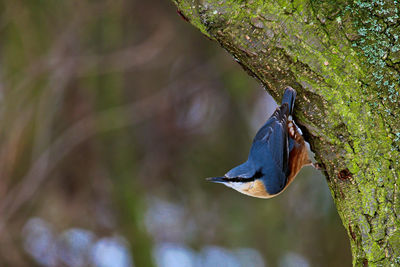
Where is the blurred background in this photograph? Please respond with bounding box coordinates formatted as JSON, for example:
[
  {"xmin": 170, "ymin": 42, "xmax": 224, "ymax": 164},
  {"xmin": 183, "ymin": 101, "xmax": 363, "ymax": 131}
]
[{"xmin": 0, "ymin": 0, "xmax": 351, "ymax": 266}]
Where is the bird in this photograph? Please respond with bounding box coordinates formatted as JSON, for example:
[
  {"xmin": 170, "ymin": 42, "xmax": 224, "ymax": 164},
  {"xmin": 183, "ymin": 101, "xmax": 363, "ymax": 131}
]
[{"xmin": 207, "ymin": 87, "xmax": 311, "ymax": 199}]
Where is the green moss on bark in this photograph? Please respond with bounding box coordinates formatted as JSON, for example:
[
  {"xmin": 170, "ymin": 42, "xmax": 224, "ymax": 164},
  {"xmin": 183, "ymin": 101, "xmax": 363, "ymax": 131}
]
[{"xmin": 172, "ymin": 0, "xmax": 400, "ymax": 265}]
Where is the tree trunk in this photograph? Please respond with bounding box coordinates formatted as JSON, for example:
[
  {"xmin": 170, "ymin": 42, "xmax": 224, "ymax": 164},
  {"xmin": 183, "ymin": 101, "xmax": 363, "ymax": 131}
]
[{"xmin": 171, "ymin": 0, "xmax": 400, "ymax": 265}]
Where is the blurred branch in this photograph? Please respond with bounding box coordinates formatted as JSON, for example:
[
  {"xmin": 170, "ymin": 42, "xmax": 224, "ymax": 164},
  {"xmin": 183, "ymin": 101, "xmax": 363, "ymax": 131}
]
[
  {"xmin": 0, "ymin": 60, "xmax": 214, "ymax": 235},
  {"xmin": 5, "ymin": 1, "xmax": 172, "ymax": 94},
  {"xmin": 0, "ymin": 4, "xmax": 174, "ymax": 229},
  {"xmin": 75, "ymin": 21, "xmax": 173, "ymax": 75}
]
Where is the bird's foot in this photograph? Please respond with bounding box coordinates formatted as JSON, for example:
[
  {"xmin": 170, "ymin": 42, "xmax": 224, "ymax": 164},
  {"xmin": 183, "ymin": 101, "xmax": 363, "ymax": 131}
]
[{"xmin": 288, "ymin": 120, "xmax": 302, "ymax": 141}]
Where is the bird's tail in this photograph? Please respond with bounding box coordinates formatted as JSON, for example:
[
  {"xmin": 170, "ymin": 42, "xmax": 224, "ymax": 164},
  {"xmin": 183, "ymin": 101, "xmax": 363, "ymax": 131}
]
[{"xmin": 281, "ymin": 87, "xmax": 296, "ymax": 115}]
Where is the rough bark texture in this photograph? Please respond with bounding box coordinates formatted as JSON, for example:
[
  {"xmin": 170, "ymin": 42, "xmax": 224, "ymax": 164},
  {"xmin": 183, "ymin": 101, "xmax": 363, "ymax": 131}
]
[{"xmin": 172, "ymin": 0, "xmax": 400, "ymax": 266}]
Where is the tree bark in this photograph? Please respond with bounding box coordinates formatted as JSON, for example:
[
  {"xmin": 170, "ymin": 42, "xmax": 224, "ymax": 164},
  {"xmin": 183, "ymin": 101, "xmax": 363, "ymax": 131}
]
[{"xmin": 171, "ymin": 0, "xmax": 400, "ymax": 266}]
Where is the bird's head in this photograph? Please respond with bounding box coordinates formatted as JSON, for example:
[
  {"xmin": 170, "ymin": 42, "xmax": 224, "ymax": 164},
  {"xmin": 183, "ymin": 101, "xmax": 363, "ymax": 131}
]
[
  {"xmin": 207, "ymin": 175, "xmax": 273, "ymax": 199},
  {"xmin": 207, "ymin": 161, "xmax": 287, "ymax": 199}
]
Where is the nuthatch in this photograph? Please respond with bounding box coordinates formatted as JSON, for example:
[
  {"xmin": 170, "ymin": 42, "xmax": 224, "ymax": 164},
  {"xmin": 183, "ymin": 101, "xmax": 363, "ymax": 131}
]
[{"xmin": 208, "ymin": 87, "xmax": 311, "ymax": 198}]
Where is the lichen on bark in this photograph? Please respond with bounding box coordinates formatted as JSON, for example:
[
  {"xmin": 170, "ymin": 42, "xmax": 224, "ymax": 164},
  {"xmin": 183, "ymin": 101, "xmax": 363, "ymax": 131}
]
[{"xmin": 172, "ymin": 0, "xmax": 400, "ymax": 265}]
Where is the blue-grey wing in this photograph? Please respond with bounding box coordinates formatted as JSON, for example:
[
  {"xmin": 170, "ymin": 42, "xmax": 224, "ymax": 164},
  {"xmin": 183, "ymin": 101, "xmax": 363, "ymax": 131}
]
[
  {"xmin": 249, "ymin": 104, "xmax": 290, "ymax": 175},
  {"xmin": 262, "ymin": 165, "xmax": 288, "ymax": 195},
  {"xmin": 225, "ymin": 161, "xmax": 255, "ymax": 178}
]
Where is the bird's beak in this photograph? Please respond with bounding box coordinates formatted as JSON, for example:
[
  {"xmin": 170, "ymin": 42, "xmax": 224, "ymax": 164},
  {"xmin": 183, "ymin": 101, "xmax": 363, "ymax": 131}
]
[{"xmin": 206, "ymin": 177, "xmax": 227, "ymax": 183}]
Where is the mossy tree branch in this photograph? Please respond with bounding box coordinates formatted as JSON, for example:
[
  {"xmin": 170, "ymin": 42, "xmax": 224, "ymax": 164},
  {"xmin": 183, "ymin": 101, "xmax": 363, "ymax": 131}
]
[{"xmin": 172, "ymin": 0, "xmax": 400, "ymax": 265}]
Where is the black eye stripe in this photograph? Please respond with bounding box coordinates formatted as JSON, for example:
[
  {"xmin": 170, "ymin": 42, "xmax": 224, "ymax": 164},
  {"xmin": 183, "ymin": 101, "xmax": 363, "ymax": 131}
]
[
  {"xmin": 221, "ymin": 177, "xmax": 255, "ymax": 182},
  {"xmin": 223, "ymin": 169, "xmax": 263, "ymax": 182}
]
